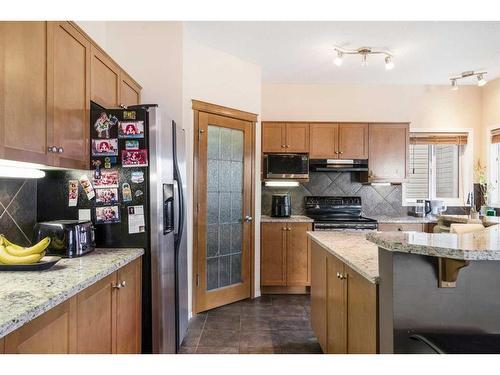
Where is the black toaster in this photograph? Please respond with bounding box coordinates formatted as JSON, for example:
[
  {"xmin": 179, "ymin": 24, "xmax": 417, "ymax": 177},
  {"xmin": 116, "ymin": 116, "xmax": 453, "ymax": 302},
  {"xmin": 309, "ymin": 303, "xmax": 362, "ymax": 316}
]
[{"xmin": 33, "ymin": 220, "xmax": 96, "ymax": 258}]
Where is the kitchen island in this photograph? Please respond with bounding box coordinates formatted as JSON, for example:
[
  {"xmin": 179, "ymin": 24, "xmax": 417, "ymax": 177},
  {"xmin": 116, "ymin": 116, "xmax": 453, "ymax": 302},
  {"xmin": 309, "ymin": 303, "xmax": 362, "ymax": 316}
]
[
  {"xmin": 0, "ymin": 248, "xmax": 143, "ymax": 353},
  {"xmin": 367, "ymin": 225, "xmax": 500, "ymax": 353},
  {"xmin": 307, "ymin": 231, "xmax": 379, "ymax": 354}
]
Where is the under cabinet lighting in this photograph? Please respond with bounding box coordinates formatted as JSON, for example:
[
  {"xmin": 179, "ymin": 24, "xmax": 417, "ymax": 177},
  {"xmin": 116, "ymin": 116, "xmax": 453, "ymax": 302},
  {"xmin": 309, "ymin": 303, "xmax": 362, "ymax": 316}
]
[
  {"xmin": 370, "ymin": 182, "xmax": 391, "ymax": 186},
  {"xmin": 0, "ymin": 159, "xmax": 46, "ymax": 179},
  {"xmin": 264, "ymin": 181, "xmax": 300, "ymax": 187},
  {"xmin": 0, "ymin": 166, "xmax": 45, "ymax": 179}
]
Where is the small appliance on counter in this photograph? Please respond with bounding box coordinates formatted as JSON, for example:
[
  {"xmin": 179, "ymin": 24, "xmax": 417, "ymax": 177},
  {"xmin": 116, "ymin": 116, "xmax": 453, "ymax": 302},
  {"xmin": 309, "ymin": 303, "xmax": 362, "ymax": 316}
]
[
  {"xmin": 33, "ymin": 220, "xmax": 95, "ymax": 258},
  {"xmin": 411, "ymin": 199, "xmax": 432, "ymax": 217},
  {"xmin": 271, "ymin": 194, "xmax": 292, "ymax": 217},
  {"xmin": 430, "ymin": 200, "xmax": 447, "ymax": 216}
]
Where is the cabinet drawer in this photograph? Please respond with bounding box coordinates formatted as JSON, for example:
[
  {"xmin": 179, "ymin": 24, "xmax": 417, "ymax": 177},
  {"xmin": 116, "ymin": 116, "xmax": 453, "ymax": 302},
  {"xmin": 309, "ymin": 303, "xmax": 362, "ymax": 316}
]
[{"xmin": 378, "ymin": 223, "xmax": 424, "ymax": 232}]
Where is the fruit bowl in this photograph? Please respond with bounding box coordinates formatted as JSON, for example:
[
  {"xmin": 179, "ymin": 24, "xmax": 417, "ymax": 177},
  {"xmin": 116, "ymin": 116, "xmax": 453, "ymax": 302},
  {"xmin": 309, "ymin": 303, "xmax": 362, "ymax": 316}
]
[{"xmin": 0, "ymin": 256, "xmax": 61, "ymax": 271}]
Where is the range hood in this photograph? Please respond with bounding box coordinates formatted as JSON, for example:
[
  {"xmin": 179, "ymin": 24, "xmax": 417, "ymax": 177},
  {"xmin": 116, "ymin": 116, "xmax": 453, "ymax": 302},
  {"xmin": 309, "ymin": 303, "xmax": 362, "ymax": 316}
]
[{"xmin": 309, "ymin": 159, "xmax": 368, "ymax": 172}]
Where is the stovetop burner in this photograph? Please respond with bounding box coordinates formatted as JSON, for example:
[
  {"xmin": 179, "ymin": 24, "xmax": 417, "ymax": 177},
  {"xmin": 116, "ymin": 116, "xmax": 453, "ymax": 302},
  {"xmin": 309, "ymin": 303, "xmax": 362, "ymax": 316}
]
[{"xmin": 304, "ymin": 196, "xmax": 378, "ymax": 231}]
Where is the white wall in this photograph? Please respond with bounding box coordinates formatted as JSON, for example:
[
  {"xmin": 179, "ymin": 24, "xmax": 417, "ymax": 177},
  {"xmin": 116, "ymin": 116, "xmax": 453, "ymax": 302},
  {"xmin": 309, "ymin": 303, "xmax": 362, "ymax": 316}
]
[
  {"xmin": 262, "ymin": 83, "xmax": 484, "ymax": 174},
  {"xmin": 183, "ymin": 32, "xmax": 262, "ymax": 313},
  {"xmin": 76, "ymin": 21, "xmax": 107, "ymax": 48}
]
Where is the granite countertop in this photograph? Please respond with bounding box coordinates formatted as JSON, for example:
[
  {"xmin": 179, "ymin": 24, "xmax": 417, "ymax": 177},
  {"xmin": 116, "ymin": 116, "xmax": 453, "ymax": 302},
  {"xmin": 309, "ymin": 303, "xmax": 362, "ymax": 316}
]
[
  {"xmin": 438, "ymin": 215, "xmax": 500, "ymax": 226},
  {"xmin": 307, "ymin": 231, "xmax": 379, "ymax": 284},
  {"xmin": 261, "ymin": 215, "xmax": 314, "ymax": 223},
  {"xmin": 370, "ymin": 215, "xmax": 438, "ymax": 224},
  {"xmin": 366, "ymin": 224, "xmax": 500, "ymax": 261},
  {"xmin": 0, "ymin": 247, "xmax": 144, "ymax": 339}
]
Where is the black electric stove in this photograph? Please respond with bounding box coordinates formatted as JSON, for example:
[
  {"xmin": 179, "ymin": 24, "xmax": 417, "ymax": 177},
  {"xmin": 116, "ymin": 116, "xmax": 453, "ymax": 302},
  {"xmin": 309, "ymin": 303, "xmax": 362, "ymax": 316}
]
[{"xmin": 304, "ymin": 196, "xmax": 378, "ymax": 231}]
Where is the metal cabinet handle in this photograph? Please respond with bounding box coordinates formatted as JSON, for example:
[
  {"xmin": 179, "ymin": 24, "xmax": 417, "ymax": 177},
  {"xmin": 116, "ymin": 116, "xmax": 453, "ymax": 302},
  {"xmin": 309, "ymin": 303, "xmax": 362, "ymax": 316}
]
[
  {"xmin": 281, "ymin": 144, "xmax": 286, "ymax": 148},
  {"xmin": 57, "ymin": 147, "xmax": 64, "ymax": 154},
  {"xmin": 112, "ymin": 281, "xmax": 126, "ymax": 289},
  {"xmin": 339, "ymin": 151, "xmax": 343, "ymax": 154},
  {"xmin": 286, "ymin": 145, "xmax": 290, "ymax": 148},
  {"xmin": 48, "ymin": 146, "xmax": 57, "ymax": 153},
  {"xmin": 245, "ymin": 215, "xmax": 253, "ymax": 222},
  {"xmin": 336, "ymin": 272, "xmax": 341, "ymax": 279},
  {"xmin": 119, "ymin": 103, "xmax": 126, "ymax": 109},
  {"xmin": 282, "ymin": 227, "xmax": 286, "ymax": 231}
]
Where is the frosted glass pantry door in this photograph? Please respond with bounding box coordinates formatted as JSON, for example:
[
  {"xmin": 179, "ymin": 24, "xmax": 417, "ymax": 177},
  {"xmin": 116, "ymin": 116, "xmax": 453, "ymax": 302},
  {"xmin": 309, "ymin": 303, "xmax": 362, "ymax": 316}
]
[{"xmin": 195, "ymin": 112, "xmax": 253, "ymax": 313}]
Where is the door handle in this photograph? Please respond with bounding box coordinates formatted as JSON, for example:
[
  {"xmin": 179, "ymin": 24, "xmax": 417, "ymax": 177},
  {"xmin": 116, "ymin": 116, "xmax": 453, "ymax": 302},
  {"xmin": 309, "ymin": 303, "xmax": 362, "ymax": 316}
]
[
  {"xmin": 163, "ymin": 184, "xmax": 174, "ymax": 235},
  {"xmin": 244, "ymin": 215, "xmax": 253, "ymax": 222}
]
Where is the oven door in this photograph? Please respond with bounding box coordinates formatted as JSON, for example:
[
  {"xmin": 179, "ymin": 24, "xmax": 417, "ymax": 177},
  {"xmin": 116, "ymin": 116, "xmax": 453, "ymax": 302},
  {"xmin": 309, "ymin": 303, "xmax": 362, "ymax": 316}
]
[{"xmin": 265, "ymin": 154, "xmax": 309, "ymax": 179}]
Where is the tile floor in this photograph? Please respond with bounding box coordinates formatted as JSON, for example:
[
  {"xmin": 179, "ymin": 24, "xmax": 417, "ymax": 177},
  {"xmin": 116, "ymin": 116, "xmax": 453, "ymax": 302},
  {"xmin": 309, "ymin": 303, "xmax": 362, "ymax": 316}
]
[{"xmin": 179, "ymin": 294, "xmax": 322, "ymax": 354}]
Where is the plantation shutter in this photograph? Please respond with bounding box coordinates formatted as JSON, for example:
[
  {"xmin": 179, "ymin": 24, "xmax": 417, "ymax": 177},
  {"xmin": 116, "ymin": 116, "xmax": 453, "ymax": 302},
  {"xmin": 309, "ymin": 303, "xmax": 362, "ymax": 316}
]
[{"xmin": 407, "ymin": 144, "xmax": 430, "ymax": 199}]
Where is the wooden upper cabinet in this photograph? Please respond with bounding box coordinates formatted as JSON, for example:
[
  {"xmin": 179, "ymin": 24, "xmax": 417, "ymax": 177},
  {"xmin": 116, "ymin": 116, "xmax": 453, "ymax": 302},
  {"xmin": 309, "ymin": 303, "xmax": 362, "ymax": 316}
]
[
  {"xmin": 260, "ymin": 223, "xmax": 287, "ymax": 286},
  {"xmin": 286, "ymin": 223, "xmax": 312, "ymax": 286},
  {"xmin": 91, "ymin": 45, "xmax": 120, "ymax": 108},
  {"xmin": 76, "ymin": 273, "xmax": 116, "ymax": 354},
  {"xmin": 262, "ymin": 122, "xmax": 285, "ymax": 152},
  {"xmin": 309, "ymin": 123, "xmax": 338, "ymax": 159},
  {"xmin": 338, "ymin": 123, "xmax": 368, "ymax": 159},
  {"xmin": 4, "ymin": 299, "xmax": 76, "ymax": 354},
  {"xmin": 285, "ymin": 123, "xmax": 309, "ymax": 152},
  {"xmin": 368, "ymin": 123, "xmax": 409, "ymax": 183},
  {"xmin": 48, "ymin": 22, "xmax": 90, "ymax": 170},
  {"xmin": 120, "ymin": 71, "xmax": 141, "ymax": 107},
  {"xmin": 0, "ymin": 22, "xmax": 50, "ymax": 165},
  {"xmin": 115, "ymin": 258, "xmax": 142, "ymax": 354}
]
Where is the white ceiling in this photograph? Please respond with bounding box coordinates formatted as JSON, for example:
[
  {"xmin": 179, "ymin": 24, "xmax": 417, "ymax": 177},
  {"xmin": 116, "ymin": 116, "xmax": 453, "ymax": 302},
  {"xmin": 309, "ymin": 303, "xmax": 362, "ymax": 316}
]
[{"xmin": 184, "ymin": 21, "xmax": 500, "ymax": 85}]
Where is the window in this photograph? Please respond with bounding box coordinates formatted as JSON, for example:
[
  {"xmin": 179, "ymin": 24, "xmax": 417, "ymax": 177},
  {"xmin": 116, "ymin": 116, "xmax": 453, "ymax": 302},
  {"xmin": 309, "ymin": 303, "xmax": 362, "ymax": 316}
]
[{"xmin": 404, "ymin": 132, "xmax": 470, "ymax": 206}]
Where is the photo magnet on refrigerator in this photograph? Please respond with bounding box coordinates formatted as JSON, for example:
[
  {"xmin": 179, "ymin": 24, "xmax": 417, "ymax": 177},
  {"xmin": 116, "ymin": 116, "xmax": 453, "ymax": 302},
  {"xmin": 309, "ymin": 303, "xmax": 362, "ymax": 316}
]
[
  {"xmin": 68, "ymin": 180, "xmax": 78, "ymax": 207},
  {"xmin": 122, "ymin": 183, "xmax": 133, "ymax": 202},
  {"xmin": 79, "ymin": 175, "xmax": 95, "ymax": 200}
]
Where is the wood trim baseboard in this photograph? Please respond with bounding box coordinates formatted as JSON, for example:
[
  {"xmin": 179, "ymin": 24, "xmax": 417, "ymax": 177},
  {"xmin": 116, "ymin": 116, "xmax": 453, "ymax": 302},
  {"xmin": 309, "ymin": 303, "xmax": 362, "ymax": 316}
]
[
  {"xmin": 192, "ymin": 100, "xmax": 258, "ymax": 123},
  {"xmin": 261, "ymin": 286, "xmax": 310, "ymax": 295}
]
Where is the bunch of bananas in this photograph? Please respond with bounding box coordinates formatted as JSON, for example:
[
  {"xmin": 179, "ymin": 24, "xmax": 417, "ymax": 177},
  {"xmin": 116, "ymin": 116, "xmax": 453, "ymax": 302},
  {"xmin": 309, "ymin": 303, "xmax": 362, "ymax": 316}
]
[{"xmin": 0, "ymin": 235, "xmax": 50, "ymax": 265}]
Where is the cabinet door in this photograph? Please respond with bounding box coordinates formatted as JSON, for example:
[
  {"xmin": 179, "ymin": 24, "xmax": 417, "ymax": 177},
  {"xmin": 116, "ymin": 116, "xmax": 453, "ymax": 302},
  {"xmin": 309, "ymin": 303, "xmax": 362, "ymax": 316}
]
[
  {"xmin": 48, "ymin": 22, "xmax": 90, "ymax": 170},
  {"xmin": 310, "ymin": 241, "xmax": 327, "ymax": 352},
  {"xmin": 369, "ymin": 123, "xmax": 409, "ymax": 182},
  {"xmin": 285, "ymin": 123, "xmax": 309, "ymax": 152},
  {"xmin": 0, "ymin": 22, "xmax": 51, "ymax": 165},
  {"xmin": 346, "ymin": 265, "xmax": 377, "ymax": 354},
  {"xmin": 309, "ymin": 123, "xmax": 338, "ymax": 159},
  {"xmin": 116, "ymin": 258, "xmax": 142, "ymax": 354},
  {"xmin": 286, "ymin": 223, "xmax": 312, "ymax": 286},
  {"xmin": 260, "ymin": 223, "xmax": 287, "ymax": 286},
  {"xmin": 5, "ymin": 298, "xmax": 76, "ymax": 354},
  {"xmin": 338, "ymin": 123, "xmax": 368, "ymax": 159},
  {"xmin": 0, "ymin": 337, "xmax": 4, "ymax": 354},
  {"xmin": 262, "ymin": 122, "xmax": 285, "ymax": 152},
  {"xmin": 120, "ymin": 71, "xmax": 141, "ymax": 107},
  {"xmin": 326, "ymin": 253, "xmax": 347, "ymax": 354},
  {"xmin": 76, "ymin": 273, "xmax": 116, "ymax": 354},
  {"xmin": 91, "ymin": 45, "xmax": 120, "ymax": 108}
]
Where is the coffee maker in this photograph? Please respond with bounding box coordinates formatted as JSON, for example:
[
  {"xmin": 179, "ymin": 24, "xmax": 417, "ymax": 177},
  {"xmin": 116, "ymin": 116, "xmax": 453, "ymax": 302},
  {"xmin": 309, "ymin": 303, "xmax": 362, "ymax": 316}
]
[{"xmin": 271, "ymin": 194, "xmax": 291, "ymax": 217}]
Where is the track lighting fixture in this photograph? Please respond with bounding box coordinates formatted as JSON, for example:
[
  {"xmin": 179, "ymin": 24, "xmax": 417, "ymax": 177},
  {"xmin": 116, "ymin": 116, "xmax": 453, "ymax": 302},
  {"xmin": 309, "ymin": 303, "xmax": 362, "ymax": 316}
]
[
  {"xmin": 333, "ymin": 46, "xmax": 394, "ymax": 70},
  {"xmin": 449, "ymin": 70, "xmax": 487, "ymax": 90}
]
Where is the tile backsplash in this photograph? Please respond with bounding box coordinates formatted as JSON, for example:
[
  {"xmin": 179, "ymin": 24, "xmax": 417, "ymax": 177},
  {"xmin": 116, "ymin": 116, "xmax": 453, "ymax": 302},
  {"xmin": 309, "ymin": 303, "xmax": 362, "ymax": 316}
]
[
  {"xmin": 262, "ymin": 172, "xmax": 407, "ymax": 217},
  {"xmin": 0, "ymin": 179, "xmax": 37, "ymax": 246}
]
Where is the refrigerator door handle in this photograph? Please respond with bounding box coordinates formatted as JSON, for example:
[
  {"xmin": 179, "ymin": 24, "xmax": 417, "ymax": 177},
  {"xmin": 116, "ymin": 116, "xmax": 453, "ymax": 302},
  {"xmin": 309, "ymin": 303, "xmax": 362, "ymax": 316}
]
[
  {"xmin": 173, "ymin": 180, "xmax": 180, "ymax": 236},
  {"xmin": 163, "ymin": 184, "xmax": 174, "ymax": 235}
]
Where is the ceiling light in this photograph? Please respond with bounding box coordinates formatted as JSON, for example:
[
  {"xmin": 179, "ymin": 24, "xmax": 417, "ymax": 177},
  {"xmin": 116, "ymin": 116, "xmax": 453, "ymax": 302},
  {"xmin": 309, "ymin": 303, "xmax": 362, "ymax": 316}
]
[
  {"xmin": 334, "ymin": 51, "xmax": 343, "ymax": 66},
  {"xmin": 449, "ymin": 70, "xmax": 487, "ymax": 90},
  {"xmin": 333, "ymin": 46, "xmax": 393, "ymax": 70},
  {"xmin": 384, "ymin": 56, "xmax": 394, "ymax": 70},
  {"xmin": 264, "ymin": 181, "xmax": 300, "ymax": 187},
  {"xmin": 0, "ymin": 166, "xmax": 45, "ymax": 179},
  {"xmin": 477, "ymin": 74, "xmax": 487, "ymax": 87}
]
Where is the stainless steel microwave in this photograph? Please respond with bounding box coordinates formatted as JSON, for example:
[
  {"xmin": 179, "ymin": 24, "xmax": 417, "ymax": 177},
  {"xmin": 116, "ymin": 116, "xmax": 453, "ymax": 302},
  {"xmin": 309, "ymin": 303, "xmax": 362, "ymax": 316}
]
[{"xmin": 265, "ymin": 154, "xmax": 309, "ymax": 179}]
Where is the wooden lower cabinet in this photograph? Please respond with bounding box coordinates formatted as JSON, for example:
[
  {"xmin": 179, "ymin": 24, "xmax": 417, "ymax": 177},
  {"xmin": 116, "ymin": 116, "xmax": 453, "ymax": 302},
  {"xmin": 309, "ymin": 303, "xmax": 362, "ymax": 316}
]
[
  {"xmin": 310, "ymin": 241, "xmax": 378, "ymax": 354},
  {"xmin": 3, "ymin": 257, "xmax": 142, "ymax": 354},
  {"xmin": 310, "ymin": 242, "xmax": 327, "ymax": 350},
  {"xmin": 261, "ymin": 222, "xmax": 312, "ymax": 291},
  {"xmin": 0, "ymin": 337, "xmax": 4, "ymax": 354},
  {"xmin": 5, "ymin": 299, "xmax": 77, "ymax": 354},
  {"xmin": 115, "ymin": 258, "xmax": 142, "ymax": 354}
]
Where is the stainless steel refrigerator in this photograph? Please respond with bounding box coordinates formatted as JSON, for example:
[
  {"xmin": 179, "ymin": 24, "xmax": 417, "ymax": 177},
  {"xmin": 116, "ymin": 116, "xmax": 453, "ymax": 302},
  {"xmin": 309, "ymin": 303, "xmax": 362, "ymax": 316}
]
[
  {"xmin": 147, "ymin": 105, "xmax": 188, "ymax": 353},
  {"xmin": 38, "ymin": 103, "xmax": 188, "ymax": 353}
]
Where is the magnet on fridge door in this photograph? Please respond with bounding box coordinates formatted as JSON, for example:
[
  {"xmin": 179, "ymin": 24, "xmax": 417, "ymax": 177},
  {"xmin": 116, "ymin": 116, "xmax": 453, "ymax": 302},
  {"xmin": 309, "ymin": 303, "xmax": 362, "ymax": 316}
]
[{"xmin": 122, "ymin": 183, "xmax": 133, "ymax": 202}]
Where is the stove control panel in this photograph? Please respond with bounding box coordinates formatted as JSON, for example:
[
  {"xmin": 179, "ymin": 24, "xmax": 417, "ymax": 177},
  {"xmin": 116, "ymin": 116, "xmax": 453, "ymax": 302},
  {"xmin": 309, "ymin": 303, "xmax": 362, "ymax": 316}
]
[{"xmin": 305, "ymin": 196, "xmax": 361, "ymax": 209}]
